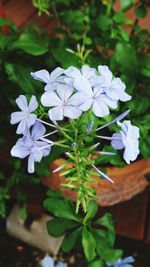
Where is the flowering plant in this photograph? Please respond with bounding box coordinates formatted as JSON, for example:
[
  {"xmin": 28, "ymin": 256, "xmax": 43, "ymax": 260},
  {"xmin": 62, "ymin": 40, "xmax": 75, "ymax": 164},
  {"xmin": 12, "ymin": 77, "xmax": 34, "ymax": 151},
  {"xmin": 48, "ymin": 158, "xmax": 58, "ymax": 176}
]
[{"xmin": 10, "ymin": 64, "xmax": 139, "ymax": 266}]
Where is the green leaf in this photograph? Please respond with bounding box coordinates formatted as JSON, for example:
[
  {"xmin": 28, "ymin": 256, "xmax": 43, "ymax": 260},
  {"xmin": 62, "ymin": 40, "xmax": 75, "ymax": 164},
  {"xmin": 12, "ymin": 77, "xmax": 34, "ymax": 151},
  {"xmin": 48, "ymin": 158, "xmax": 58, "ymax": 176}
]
[
  {"xmin": 36, "ymin": 162, "xmax": 51, "ymax": 176},
  {"xmin": 62, "ymin": 10, "xmax": 84, "ymax": 33},
  {"xmin": 96, "ymin": 15, "xmax": 113, "ymax": 31},
  {"xmin": 94, "ymin": 232, "xmax": 123, "ymax": 263},
  {"xmin": 95, "ymin": 213, "xmax": 115, "ymax": 246},
  {"xmin": 135, "ymin": 5, "xmax": 147, "ymax": 18},
  {"xmin": 113, "ymin": 12, "xmax": 126, "ymax": 24},
  {"xmin": 83, "ymin": 200, "xmax": 98, "ymax": 223},
  {"xmin": 44, "ymin": 198, "xmax": 81, "ymax": 221},
  {"xmin": 82, "ymin": 226, "xmax": 96, "ymax": 262},
  {"xmin": 120, "ymin": 0, "xmax": 135, "ymax": 11},
  {"xmin": 12, "ymin": 31, "xmax": 48, "ymax": 55},
  {"xmin": 114, "ymin": 43, "xmax": 137, "ymax": 74},
  {"xmin": 88, "ymin": 259, "xmax": 104, "ymax": 267},
  {"xmin": 62, "ymin": 227, "xmax": 81, "ymax": 252},
  {"xmin": 47, "ymin": 218, "xmax": 79, "ymax": 237},
  {"xmin": 5, "ymin": 63, "xmax": 39, "ymax": 95}
]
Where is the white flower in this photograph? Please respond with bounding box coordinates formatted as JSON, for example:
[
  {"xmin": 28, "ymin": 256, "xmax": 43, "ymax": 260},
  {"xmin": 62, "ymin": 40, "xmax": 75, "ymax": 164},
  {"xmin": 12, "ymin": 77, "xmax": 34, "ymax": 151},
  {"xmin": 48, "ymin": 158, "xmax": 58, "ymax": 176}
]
[
  {"xmin": 111, "ymin": 120, "xmax": 140, "ymax": 164},
  {"xmin": 64, "ymin": 65, "xmax": 97, "ymax": 87},
  {"xmin": 41, "ymin": 84, "xmax": 83, "ymax": 121},
  {"xmin": 31, "ymin": 67, "xmax": 64, "ymax": 91},
  {"xmin": 97, "ymin": 65, "xmax": 131, "ymax": 102},
  {"xmin": 10, "ymin": 95, "xmax": 38, "ymax": 134},
  {"xmin": 74, "ymin": 77, "xmax": 118, "ymax": 117}
]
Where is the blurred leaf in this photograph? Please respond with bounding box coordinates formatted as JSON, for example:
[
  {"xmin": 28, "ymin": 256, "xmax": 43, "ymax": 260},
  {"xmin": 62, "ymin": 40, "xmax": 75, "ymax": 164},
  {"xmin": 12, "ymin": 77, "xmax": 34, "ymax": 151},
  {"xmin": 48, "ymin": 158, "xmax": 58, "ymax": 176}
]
[
  {"xmin": 135, "ymin": 5, "xmax": 147, "ymax": 19},
  {"xmin": 62, "ymin": 10, "xmax": 84, "ymax": 33},
  {"xmin": 120, "ymin": 0, "xmax": 135, "ymax": 11},
  {"xmin": 5, "ymin": 63, "xmax": 39, "ymax": 95},
  {"xmin": 114, "ymin": 43, "xmax": 137, "ymax": 74},
  {"xmin": 96, "ymin": 15, "xmax": 113, "ymax": 31},
  {"xmin": 12, "ymin": 31, "xmax": 48, "ymax": 55}
]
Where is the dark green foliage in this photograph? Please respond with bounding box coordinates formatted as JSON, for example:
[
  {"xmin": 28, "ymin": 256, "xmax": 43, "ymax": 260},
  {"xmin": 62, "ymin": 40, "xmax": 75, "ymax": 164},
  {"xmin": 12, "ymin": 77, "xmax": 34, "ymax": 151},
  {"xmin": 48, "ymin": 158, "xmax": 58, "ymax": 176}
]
[{"xmin": 44, "ymin": 190, "xmax": 123, "ymax": 264}]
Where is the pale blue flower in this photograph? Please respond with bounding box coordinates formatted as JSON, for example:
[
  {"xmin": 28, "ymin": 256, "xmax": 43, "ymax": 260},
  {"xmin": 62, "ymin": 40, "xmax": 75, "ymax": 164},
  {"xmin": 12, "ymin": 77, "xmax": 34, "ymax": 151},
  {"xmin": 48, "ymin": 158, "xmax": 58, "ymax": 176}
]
[
  {"xmin": 97, "ymin": 65, "xmax": 131, "ymax": 102},
  {"xmin": 41, "ymin": 255, "xmax": 54, "ymax": 267},
  {"xmin": 65, "ymin": 66, "xmax": 118, "ymax": 117},
  {"xmin": 107, "ymin": 256, "xmax": 135, "ymax": 267},
  {"xmin": 111, "ymin": 120, "xmax": 140, "ymax": 164},
  {"xmin": 31, "ymin": 67, "xmax": 64, "ymax": 91},
  {"xmin": 10, "ymin": 95, "xmax": 38, "ymax": 134},
  {"xmin": 64, "ymin": 65, "xmax": 96, "ymax": 87},
  {"xmin": 40, "ymin": 255, "xmax": 67, "ymax": 267},
  {"xmin": 11, "ymin": 122, "xmax": 51, "ymax": 173},
  {"xmin": 41, "ymin": 84, "xmax": 83, "ymax": 121},
  {"xmin": 76, "ymin": 85, "xmax": 117, "ymax": 118}
]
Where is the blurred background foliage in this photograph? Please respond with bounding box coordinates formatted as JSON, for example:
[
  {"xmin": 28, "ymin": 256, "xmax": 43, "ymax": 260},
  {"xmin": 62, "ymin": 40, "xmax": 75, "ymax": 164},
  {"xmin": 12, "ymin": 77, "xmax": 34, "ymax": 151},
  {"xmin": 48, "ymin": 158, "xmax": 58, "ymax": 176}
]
[{"xmin": 0, "ymin": 0, "xmax": 149, "ymax": 217}]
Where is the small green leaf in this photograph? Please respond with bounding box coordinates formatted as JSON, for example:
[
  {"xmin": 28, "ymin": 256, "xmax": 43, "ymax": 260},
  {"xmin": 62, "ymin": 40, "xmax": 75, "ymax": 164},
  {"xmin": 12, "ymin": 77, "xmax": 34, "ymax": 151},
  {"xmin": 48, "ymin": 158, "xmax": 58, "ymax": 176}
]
[
  {"xmin": 135, "ymin": 5, "xmax": 147, "ymax": 18},
  {"xmin": 88, "ymin": 259, "xmax": 104, "ymax": 267},
  {"xmin": 83, "ymin": 200, "xmax": 98, "ymax": 223},
  {"xmin": 44, "ymin": 198, "xmax": 81, "ymax": 222},
  {"xmin": 47, "ymin": 218, "xmax": 79, "ymax": 237},
  {"xmin": 82, "ymin": 226, "xmax": 96, "ymax": 262},
  {"xmin": 62, "ymin": 227, "xmax": 81, "ymax": 252}
]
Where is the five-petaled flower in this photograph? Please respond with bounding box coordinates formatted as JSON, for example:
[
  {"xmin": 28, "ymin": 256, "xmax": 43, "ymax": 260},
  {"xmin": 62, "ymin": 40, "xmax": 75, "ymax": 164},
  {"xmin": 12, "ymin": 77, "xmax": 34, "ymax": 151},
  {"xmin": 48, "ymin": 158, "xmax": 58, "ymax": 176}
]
[
  {"xmin": 31, "ymin": 67, "xmax": 64, "ymax": 91},
  {"xmin": 97, "ymin": 65, "xmax": 131, "ymax": 102},
  {"xmin": 10, "ymin": 95, "xmax": 38, "ymax": 134},
  {"xmin": 41, "ymin": 84, "xmax": 83, "ymax": 121},
  {"xmin": 11, "ymin": 122, "xmax": 51, "ymax": 173}
]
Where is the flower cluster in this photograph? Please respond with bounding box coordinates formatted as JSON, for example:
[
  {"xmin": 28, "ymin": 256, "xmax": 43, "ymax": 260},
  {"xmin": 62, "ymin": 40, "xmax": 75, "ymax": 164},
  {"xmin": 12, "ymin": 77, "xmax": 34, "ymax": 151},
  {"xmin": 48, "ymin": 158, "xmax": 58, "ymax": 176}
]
[
  {"xmin": 10, "ymin": 65, "xmax": 140, "ymax": 194},
  {"xmin": 31, "ymin": 65, "xmax": 131, "ymax": 121}
]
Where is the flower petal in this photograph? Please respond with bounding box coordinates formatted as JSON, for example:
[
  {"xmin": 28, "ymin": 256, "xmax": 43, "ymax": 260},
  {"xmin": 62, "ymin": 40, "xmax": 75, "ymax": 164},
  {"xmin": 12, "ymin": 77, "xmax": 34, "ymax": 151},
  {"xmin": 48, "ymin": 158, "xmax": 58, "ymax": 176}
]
[
  {"xmin": 11, "ymin": 142, "xmax": 30, "ymax": 159},
  {"xmin": 31, "ymin": 69, "xmax": 50, "ymax": 83},
  {"xmin": 57, "ymin": 85, "xmax": 73, "ymax": 101},
  {"xmin": 64, "ymin": 106, "xmax": 82, "ymax": 119},
  {"xmin": 111, "ymin": 133, "xmax": 124, "ymax": 150},
  {"xmin": 29, "ymin": 96, "xmax": 38, "ymax": 112},
  {"xmin": 98, "ymin": 65, "xmax": 113, "ymax": 85},
  {"xmin": 74, "ymin": 76, "xmax": 93, "ymax": 95},
  {"xmin": 10, "ymin": 111, "xmax": 26, "ymax": 124},
  {"xmin": 92, "ymin": 99, "xmax": 109, "ymax": 117},
  {"xmin": 48, "ymin": 106, "xmax": 64, "ymax": 121},
  {"xmin": 67, "ymin": 91, "xmax": 86, "ymax": 106},
  {"xmin": 50, "ymin": 67, "xmax": 64, "ymax": 81},
  {"xmin": 41, "ymin": 91, "xmax": 62, "ymax": 107},
  {"xmin": 16, "ymin": 95, "xmax": 28, "ymax": 112},
  {"xmin": 26, "ymin": 114, "xmax": 37, "ymax": 128},
  {"xmin": 31, "ymin": 121, "xmax": 46, "ymax": 140},
  {"xmin": 64, "ymin": 66, "xmax": 81, "ymax": 78},
  {"xmin": 16, "ymin": 118, "xmax": 27, "ymax": 134},
  {"xmin": 79, "ymin": 98, "xmax": 93, "ymax": 111}
]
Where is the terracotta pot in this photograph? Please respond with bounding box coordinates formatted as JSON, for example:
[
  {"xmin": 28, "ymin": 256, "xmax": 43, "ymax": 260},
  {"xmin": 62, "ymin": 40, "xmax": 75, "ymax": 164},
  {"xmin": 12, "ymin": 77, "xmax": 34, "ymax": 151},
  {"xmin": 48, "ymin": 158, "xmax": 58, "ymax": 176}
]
[{"xmin": 42, "ymin": 159, "xmax": 150, "ymax": 206}]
